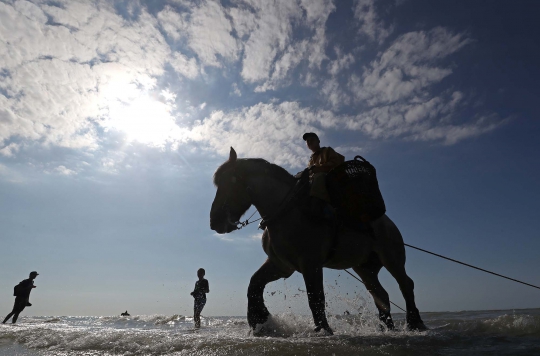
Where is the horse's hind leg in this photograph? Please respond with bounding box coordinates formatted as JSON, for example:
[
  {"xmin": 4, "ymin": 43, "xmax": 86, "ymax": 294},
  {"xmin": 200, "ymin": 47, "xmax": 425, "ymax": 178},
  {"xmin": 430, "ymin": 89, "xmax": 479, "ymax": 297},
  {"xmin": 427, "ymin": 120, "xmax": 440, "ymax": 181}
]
[
  {"xmin": 247, "ymin": 258, "xmax": 291, "ymax": 332},
  {"xmin": 353, "ymin": 254, "xmax": 395, "ymax": 330},
  {"xmin": 383, "ymin": 261, "xmax": 427, "ymax": 331}
]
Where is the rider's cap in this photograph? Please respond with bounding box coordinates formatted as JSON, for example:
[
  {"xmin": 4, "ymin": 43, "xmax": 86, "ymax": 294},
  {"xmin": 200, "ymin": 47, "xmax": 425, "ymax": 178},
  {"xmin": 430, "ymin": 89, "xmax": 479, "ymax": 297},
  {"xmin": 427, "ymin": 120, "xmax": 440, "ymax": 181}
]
[
  {"xmin": 302, "ymin": 132, "xmax": 319, "ymax": 141},
  {"xmin": 29, "ymin": 271, "xmax": 39, "ymax": 276}
]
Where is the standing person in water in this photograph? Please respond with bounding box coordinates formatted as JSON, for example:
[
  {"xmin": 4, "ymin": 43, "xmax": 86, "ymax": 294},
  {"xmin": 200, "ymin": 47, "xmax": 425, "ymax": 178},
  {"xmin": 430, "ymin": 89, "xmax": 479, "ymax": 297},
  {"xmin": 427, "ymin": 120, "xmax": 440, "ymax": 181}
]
[
  {"xmin": 3, "ymin": 271, "xmax": 39, "ymax": 324},
  {"xmin": 190, "ymin": 268, "xmax": 209, "ymax": 329}
]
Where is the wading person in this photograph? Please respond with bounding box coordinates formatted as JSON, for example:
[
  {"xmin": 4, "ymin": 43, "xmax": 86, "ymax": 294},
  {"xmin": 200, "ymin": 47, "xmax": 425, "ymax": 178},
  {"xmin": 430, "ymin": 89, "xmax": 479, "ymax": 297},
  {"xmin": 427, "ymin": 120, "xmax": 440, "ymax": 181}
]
[
  {"xmin": 302, "ymin": 132, "xmax": 344, "ymax": 218},
  {"xmin": 190, "ymin": 268, "xmax": 209, "ymax": 329},
  {"xmin": 3, "ymin": 271, "xmax": 39, "ymax": 324}
]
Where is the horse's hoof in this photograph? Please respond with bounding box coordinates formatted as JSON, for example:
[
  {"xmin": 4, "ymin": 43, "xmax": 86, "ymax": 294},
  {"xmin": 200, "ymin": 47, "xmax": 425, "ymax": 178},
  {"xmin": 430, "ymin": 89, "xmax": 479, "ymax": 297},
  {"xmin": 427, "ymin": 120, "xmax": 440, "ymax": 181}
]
[
  {"xmin": 378, "ymin": 324, "xmax": 396, "ymax": 332},
  {"xmin": 314, "ymin": 325, "xmax": 334, "ymax": 335},
  {"xmin": 324, "ymin": 327, "xmax": 334, "ymax": 335},
  {"xmin": 247, "ymin": 310, "xmax": 269, "ymax": 331}
]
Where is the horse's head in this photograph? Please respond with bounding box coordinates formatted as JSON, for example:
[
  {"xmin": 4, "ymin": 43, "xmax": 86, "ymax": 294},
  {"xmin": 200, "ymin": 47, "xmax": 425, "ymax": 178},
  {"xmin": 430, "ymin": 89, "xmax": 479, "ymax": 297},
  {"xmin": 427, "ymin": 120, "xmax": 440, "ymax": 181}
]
[{"xmin": 210, "ymin": 147, "xmax": 252, "ymax": 234}]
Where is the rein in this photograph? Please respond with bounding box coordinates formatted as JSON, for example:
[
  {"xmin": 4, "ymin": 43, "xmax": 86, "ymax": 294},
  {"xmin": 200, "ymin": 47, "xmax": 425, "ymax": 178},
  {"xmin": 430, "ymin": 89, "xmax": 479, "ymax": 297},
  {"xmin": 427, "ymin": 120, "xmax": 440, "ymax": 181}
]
[{"xmin": 235, "ymin": 210, "xmax": 262, "ymax": 230}]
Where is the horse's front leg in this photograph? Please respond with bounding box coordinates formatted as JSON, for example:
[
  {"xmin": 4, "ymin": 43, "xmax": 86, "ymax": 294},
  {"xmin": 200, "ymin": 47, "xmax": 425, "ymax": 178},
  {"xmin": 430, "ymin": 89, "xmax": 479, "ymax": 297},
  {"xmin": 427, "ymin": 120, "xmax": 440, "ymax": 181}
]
[
  {"xmin": 247, "ymin": 258, "xmax": 289, "ymax": 331},
  {"xmin": 301, "ymin": 264, "xmax": 333, "ymax": 335}
]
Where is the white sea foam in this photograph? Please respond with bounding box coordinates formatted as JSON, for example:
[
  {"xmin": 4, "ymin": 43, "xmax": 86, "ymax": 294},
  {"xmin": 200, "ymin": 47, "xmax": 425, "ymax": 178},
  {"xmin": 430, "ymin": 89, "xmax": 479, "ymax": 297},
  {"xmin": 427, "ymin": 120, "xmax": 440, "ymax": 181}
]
[{"xmin": 1, "ymin": 309, "xmax": 539, "ymax": 355}]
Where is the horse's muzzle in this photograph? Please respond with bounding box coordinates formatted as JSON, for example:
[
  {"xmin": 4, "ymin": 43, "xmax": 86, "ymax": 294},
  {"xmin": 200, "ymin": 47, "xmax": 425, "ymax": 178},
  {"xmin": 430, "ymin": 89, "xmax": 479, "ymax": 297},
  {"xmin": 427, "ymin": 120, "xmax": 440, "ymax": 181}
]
[
  {"xmin": 210, "ymin": 219, "xmax": 238, "ymax": 234},
  {"xmin": 210, "ymin": 206, "xmax": 238, "ymax": 234},
  {"xmin": 210, "ymin": 211, "xmax": 238, "ymax": 234}
]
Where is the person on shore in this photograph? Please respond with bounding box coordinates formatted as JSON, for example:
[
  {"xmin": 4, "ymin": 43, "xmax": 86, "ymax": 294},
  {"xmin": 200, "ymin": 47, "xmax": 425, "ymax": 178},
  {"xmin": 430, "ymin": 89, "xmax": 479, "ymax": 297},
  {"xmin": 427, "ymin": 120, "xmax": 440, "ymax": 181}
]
[
  {"xmin": 190, "ymin": 268, "xmax": 209, "ymax": 329},
  {"xmin": 3, "ymin": 271, "xmax": 39, "ymax": 324}
]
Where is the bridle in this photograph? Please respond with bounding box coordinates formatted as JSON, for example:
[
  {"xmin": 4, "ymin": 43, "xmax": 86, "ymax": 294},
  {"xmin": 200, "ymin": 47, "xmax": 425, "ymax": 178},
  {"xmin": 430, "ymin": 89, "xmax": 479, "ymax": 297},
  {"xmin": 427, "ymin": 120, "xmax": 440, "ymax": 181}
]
[{"xmin": 219, "ymin": 171, "xmax": 250, "ymax": 229}]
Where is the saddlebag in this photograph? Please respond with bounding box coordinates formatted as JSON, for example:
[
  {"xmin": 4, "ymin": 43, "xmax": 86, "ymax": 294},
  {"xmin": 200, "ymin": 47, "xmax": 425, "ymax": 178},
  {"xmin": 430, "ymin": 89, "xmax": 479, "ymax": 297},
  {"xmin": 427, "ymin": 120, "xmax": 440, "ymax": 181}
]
[{"xmin": 326, "ymin": 155, "xmax": 386, "ymax": 223}]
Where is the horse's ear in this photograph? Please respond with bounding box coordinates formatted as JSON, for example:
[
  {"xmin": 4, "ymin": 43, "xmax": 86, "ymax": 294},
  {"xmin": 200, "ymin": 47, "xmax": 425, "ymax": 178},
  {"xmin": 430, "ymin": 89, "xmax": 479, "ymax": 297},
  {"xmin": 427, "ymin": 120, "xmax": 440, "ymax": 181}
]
[{"xmin": 229, "ymin": 147, "xmax": 237, "ymax": 163}]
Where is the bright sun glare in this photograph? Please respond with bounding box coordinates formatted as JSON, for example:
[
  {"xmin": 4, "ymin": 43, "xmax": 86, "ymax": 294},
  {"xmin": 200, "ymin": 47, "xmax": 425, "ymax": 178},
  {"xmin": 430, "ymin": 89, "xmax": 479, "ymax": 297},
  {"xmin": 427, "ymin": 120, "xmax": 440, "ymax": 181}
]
[{"xmin": 101, "ymin": 80, "xmax": 185, "ymax": 146}]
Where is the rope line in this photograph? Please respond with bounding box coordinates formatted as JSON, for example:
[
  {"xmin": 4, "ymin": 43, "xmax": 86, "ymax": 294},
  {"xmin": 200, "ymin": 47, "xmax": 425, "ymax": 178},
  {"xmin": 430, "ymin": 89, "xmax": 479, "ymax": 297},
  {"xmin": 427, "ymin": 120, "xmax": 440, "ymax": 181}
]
[
  {"xmin": 343, "ymin": 269, "xmax": 406, "ymax": 313},
  {"xmin": 245, "ymin": 209, "xmax": 258, "ymax": 222},
  {"xmin": 404, "ymin": 244, "xmax": 540, "ymax": 290}
]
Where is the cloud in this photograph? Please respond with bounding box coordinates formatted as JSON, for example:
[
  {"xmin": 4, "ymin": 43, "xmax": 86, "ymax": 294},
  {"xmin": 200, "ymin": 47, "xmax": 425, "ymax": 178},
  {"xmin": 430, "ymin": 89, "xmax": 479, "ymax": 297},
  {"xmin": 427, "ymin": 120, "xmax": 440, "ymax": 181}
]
[
  {"xmin": 186, "ymin": 0, "xmax": 239, "ymax": 67},
  {"xmin": 54, "ymin": 165, "xmax": 77, "ymax": 175},
  {"xmin": 158, "ymin": 1, "xmax": 239, "ymax": 67},
  {"xmin": 188, "ymin": 101, "xmax": 340, "ymax": 168},
  {"xmin": 230, "ymin": 83, "xmax": 242, "ymax": 97},
  {"xmin": 157, "ymin": 5, "xmax": 188, "ymax": 41},
  {"xmin": 233, "ymin": 0, "xmax": 334, "ymax": 90},
  {"xmin": 0, "ymin": 0, "xmax": 508, "ymax": 170},
  {"xmin": 353, "ymin": 0, "xmax": 393, "ymax": 44},
  {"xmin": 350, "ymin": 27, "xmax": 472, "ymax": 106},
  {"xmin": 169, "ymin": 52, "xmax": 200, "ymax": 79},
  {"xmin": 325, "ymin": 27, "xmax": 504, "ymax": 144},
  {"xmin": 0, "ymin": 143, "xmax": 20, "ymax": 157},
  {"xmin": 407, "ymin": 114, "xmax": 509, "ymax": 145},
  {"xmin": 188, "ymin": 91, "xmax": 504, "ymax": 166},
  {"xmin": 0, "ymin": 0, "xmax": 173, "ymax": 150},
  {"xmin": 321, "ymin": 78, "xmax": 351, "ymax": 110},
  {"xmin": 344, "ymin": 91, "xmax": 507, "ymax": 144},
  {"xmin": 328, "ymin": 48, "xmax": 355, "ymax": 77},
  {"xmin": 213, "ymin": 231, "xmax": 262, "ymax": 244}
]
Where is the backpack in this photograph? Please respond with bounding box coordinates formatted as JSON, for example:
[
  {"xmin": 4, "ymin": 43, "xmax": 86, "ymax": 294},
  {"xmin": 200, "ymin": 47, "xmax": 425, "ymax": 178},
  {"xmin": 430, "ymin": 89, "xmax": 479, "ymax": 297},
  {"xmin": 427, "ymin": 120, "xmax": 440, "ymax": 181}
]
[{"xmin": 13, "ymin": 281, "xmax": 24, "ymax": 297}]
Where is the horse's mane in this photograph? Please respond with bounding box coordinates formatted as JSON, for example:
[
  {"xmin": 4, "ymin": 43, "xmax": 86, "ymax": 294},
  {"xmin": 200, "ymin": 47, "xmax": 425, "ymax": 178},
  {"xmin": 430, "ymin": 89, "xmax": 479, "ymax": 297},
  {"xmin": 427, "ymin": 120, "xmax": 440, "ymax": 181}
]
[{"xmin": 213, "ymin": 158, "xmax": 295, "ymax": 186}]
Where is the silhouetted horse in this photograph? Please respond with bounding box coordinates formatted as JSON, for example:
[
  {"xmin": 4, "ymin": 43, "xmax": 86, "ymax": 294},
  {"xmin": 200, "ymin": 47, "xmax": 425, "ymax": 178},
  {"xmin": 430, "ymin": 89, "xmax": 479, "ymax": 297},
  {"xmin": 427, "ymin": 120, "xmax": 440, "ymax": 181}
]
[{"xmin": 210, "ymin": 148, "xmax": 426, "ymax": 335}]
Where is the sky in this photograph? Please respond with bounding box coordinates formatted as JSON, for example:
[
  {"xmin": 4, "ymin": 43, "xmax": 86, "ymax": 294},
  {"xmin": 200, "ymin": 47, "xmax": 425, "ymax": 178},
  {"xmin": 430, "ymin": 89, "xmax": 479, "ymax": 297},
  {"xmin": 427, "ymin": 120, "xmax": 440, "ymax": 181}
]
[{"xmin": 1, "ymin": 0, "xmax": 539, "ymax": 317}]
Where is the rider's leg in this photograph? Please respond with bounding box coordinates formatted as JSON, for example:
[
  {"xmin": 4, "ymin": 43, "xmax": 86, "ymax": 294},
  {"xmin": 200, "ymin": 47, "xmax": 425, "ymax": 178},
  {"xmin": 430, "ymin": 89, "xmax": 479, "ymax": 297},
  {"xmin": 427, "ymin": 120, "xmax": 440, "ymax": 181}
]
[
  {"xmin": 310, "ymin": 173, "xmax": 334, "ymax": 219},
  {"xmin": 310, "ymin": 173, "xmax": 330, "ymax": 202},
  {"xmin": 300, "ymin": 264, "xmax": 333, "ymax": 334},
  {"xmin": 247, "ymin": 259, "xmax": 292, "ymax": 331},
  {"xmin": 353, "ymin": 258, "xmax": 395, "ymax": 330}
]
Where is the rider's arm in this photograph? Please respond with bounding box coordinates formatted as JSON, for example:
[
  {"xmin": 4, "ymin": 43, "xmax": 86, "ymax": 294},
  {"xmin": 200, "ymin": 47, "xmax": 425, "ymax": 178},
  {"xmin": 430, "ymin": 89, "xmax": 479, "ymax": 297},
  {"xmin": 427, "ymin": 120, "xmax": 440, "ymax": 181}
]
[{"xmin": 316, "ymin": 147, "xmax": 344, "ymax": 172}]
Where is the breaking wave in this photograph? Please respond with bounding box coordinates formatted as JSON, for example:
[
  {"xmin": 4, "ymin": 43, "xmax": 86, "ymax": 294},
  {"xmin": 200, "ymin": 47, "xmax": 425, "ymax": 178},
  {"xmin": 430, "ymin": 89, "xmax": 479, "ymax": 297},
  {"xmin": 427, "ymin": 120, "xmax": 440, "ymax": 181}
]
[{"xmin": 1, "ymin": 309, "xmax": 539, "ymax": 355}]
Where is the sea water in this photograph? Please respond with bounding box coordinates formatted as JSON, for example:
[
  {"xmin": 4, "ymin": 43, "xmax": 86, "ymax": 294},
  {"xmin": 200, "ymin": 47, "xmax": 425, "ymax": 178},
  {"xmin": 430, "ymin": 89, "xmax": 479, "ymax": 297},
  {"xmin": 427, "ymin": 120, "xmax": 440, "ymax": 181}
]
[{"xmin": 1, "ymin": 309, "xmax": 540, "ymax": 355}]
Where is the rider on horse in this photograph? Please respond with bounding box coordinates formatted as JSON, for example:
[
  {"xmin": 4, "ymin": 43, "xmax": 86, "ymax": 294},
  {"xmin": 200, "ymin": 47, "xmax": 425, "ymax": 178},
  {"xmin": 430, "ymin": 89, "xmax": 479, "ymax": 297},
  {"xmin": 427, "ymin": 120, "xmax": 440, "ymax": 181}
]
[{"xmin": 302, "ymin": 132, "xmax": 344, "ymax": 218}]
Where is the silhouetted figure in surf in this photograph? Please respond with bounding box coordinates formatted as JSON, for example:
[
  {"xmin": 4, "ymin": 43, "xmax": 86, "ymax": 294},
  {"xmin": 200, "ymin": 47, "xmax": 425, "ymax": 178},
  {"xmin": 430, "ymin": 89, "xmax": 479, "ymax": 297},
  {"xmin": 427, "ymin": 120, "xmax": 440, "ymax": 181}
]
[
  {"xmin": 121, "ymin": 311, "xmax": 130, "ymax": 316},
  {"xmin": 190, "ymin": 268, "xmax": 209, "ymax": 329},
  {"xmin": 3, "ymin": 271, "xmax": 39, "ymax": 324}
]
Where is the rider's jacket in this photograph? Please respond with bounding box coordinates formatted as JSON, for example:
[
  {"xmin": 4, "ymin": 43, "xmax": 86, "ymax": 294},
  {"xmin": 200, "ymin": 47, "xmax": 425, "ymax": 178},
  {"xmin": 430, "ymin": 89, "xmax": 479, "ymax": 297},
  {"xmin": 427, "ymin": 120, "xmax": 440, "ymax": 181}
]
[{"xmin": 307, "ymin": 147, "xmax": 344, "ymax": 172}]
